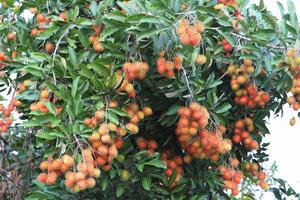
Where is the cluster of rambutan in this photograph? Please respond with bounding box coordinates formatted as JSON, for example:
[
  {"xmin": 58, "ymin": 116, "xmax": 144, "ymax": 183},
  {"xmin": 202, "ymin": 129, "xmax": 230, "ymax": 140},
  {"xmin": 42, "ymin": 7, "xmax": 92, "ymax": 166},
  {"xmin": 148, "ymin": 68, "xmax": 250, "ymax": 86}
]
[
  {"xmin": 64, "ymin": 149, "xmax": 100, "ymax": 192},
  {"xmin": 84, "ymin": 102, "xmax": 152, "ymax": 170},
  {"xmin": 176, "ymin": 103, "xmax": 210, "ymax": 142},
  {"xmin": 88, "ymin": 23, "xmax": 104, "ymax": 53},
  {"xmin": 83, "ymin": 101, "xmax": 118, "ymax": 128},
  {"xmin": 37, "ymin": 155, "xmax": 74, "ymax": 185},
  {"xmin": 118, "ymin": 79, "xmax": 136, "ymax": 97},
  {"xmin": 30, "ymin": 11, "xmax": 52, "ymax": 37},
  {"xmin": 232, "ymin": 118, "xmax": 259, "ymax": 150},
  {"xmin": 287, "ymin": 76, "xmax": 300, "ymax": 125},
  {"xmin": 0, "ymin": 79, "xmax": 25, "ymax": 134},
  {"xmin": 228, "ymin": 59, "xmax": 254, "ymax": 92},
  {"xmin": 17, "ymin": 80, "xmax": 31, "ymax": 94},
  {"xmin": 0, "ymin": 98, "xmax": 21, "ymax": 133},
  {"xmin": 136, "ymin": 137, "xmax": 158, "ymax": 155},
  {"xmin": 30, "ymin": 89, "xmax": 49, "ymax": 113},
  {"xmin": 84, "ymin": 109, "xmax": 105, "ymax": 128},
  {"xmin": 156, "ymin": 53, "xmax": 183, "ymax": 78},
  {"xmin": 228, "ymin": 60, "xmax": 270, "ymax": 108},
  {"xmin": 37, "ymin": 151, "xmax": 101, "ymax": 192},
  {"xmin": 85, "ymin": 102, "xmax": 152, "ymax": 134},
  {"xmin": 176, "ymin": 103, "xmax": 232, "ymax": 162},
  {"xmin": 233, "ymin": 85, "xmax": 270, "ymax": 108},
  {"xmin": 183, "ymin": 127, "xmax": 232, "ymax": 162},
  {"xmin": 283, "ymin": 49, "xmax": 300, "ymax": 73},
  {"xmin": 176, "ymin": 19, "xmax": 204, "ymax": 46},
  {"xmin": 280, "ymin": 49, "xmax": 300, "ymax": 124},
  {"xmin": 227, "ymin": 59, "xmax": 254, "ymax": 81},
  {"xmin": 244, "ymin": 161, "xmax": 269, "ymax": 190},
  {"xmin": 117, "ymin": 61, "xmax": 149, "ymax": 97},
  {"xmin": 219, "ymin": 159, "xmax": 243, "ymax": 196},
  {"xmin": 123, "ymin": 61, "xmax": 149, "ymax": 81},
  {"xmin": 30, "ymin": 89, "xmax": 62, "ymax": 115},
  {"xmin": 124, "ymin": 103, "xmax": 153, "ymax": 133},
  {"xmin": 287, "ymin": 75, "xmax": 300, "ymax": 112},
  {"xmin": 88, "ymin": 123, "xmax": 119, "ymax": 171},
  {"xmin": 160, "ymin": 150, "xmax": 183, "ymax": 188}
]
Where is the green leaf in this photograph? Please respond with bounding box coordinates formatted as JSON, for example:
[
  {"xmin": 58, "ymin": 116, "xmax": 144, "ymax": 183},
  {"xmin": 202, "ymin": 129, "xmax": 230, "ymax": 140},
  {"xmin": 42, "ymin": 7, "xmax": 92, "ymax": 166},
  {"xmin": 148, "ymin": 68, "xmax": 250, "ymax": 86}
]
[
  {"xmin": 70, "ymin": 6, "xmax": 80, "ymax": 21},
  {"xmin": 142, "ymin": 176, "xmax": 152, "ymax": 191},
  {"xmin": 16, "ymin": 91, "xmax": 38, "ymax": 101},
  {"xmin": 144, "ymin": 159, "xmax": 166, "ymax": 169},
  {"xmin": 44, "ymin": 102, "xmax": 57, "ymax": 116},
  {"xmin": 36, "ymin": 131, "xmax": 65, "ymax": 140},
  {"xmin": 135, "ymin": 163, "xmax": 144, "ymax": 172},
  {"xmin": 101, "ymin": 177, "xmax": 108, "ymax": 191},
  {"xmin": 207, "ymin": 89, "xmax": 218, "ymax": 106},
  {"xmin": 78, "ymin": 30, "xmax": 90, "ymax": 48},
  {"xmin": 68, "ymin": 47, "xmax": 78, "ymax": 68},
  {"xmin": 264, "ymin": 56, "xmax": 272, "ymax": 73},
  {"xmin": 168, "ymin": 169, "xmax": 177, "ymax": 186},
  {"xmin": 22, "ymin": 63, "xmax": 43, "ymax": 77},
  {"xmin": 30, "ymin": 52, "xmax": 49, "ymax": 62},
  {"xmin": 215, "ymin": 102, "xmax": 232, "ymax": 114},
  {"xmin": 106, "ymin": 11, "xmax": 127, "ymax": 22},
  {"xmin": 90, "ymin": 1, "xmax": 98, "ymax": 17},
  {"xmin": 165, "ymin": 104, "xmax": 180, "ymax": 116},
  {"xmin": 253, "ymin": 29, "xmax": 276, "ymax": 40},
  {"xmin": 88, "ymin": 61, "xmax": 109, "ymax": 77},
  {"xmin": 207, "ymin": 80, "xmax": 222, "ymax": 89},
  {"xmin": 100, "ymin": 26, "xmax": 120, "ymax": 41},
  {"xmin": 259, "ymin": 0, "xmax": 265, "ymax": 10},
  {"xmin": 109, "ymin": 108, "xmax": 129, "ymax": 117},
  {"xmin": 116, "ymin": 185, "xmax": 125, "ymax": 197},
  {"xmin": 24, "ymin": 114, "xmax": 60, "ymax": 127},
  {"xmin": 71, "ymin": 77, "xmax": 80, "ymax": 97},
  {"xmin": 36, "ymin": 27, "xmax": 58, "ymax": 40},
  {"xmin": 137, "ymin": 27, "xmax": 170, "ymax": 40},
  {"xmin": 107, "ymin": 111, "xmax": 119, "ymax": 125},
  {"xmin": 287, "ymin": 0, "xmax": 299, "ymax": 33},
  {"xmin": 140, "ymin": 16, "xmax": 162, "ymax": 24},
  {"xmin": 277, "ymin": 2, "xmax": 285, "ymax": 18}
]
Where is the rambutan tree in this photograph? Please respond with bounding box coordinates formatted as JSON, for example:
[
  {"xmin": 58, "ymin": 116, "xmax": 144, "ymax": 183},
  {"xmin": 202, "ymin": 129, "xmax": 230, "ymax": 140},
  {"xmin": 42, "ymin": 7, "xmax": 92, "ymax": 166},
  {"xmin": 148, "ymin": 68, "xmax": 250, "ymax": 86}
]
[{"xmin": 0, "ymin": 0, "xmax": 299, "ymax": 199}]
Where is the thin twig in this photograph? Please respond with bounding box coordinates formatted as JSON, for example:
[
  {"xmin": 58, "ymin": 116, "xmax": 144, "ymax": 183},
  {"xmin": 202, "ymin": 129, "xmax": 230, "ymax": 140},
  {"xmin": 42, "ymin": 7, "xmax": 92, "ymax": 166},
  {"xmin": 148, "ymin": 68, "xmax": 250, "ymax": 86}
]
[
  {"xmin": 209, "ymin": 27, "xmax": 286, "ymax": 50},
  {"xmin": 230, "ymin": 32, "xmax": 285, "ymax": 50},
  {"xmin": 50, "ymin": 24, "xmax": 76, "ymax": 85},
  {"xmin": 182, "ymin": 68, "xmax": 195, "ymax": 101},
  {"xmin": 52, "ymin": 24, "xmax": 77, "ymax": 58},
  {"xmin": 175, "ymin": 11, "xmax": 197, "ymax": 15}
]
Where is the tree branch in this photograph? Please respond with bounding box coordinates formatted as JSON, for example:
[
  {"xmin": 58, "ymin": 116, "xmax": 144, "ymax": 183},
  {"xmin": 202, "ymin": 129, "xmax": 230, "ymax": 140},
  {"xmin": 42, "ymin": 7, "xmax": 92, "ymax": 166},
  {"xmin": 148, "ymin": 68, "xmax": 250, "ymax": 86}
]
[
  {"xmin": 229, "ymin": 32, "xmax": 285, "ymax": 50},
  {"xmin": 182, "ymin": 68, "xmax": 195, "ymax": 101},
  {"xmin": 208, "ymin": 27, "xmax": 286, "ymax": 51},
  {"xmin": 0, "ymin": 135, "xmax": 8, "ymax": 145}
]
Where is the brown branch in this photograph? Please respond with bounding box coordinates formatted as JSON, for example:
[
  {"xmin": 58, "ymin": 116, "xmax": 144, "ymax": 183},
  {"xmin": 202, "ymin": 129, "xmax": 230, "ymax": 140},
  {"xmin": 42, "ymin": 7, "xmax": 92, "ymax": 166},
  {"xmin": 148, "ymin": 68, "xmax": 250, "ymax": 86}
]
[{"xmin": 0, "ymin": 135, "xmax": 8, "ymax": 145}]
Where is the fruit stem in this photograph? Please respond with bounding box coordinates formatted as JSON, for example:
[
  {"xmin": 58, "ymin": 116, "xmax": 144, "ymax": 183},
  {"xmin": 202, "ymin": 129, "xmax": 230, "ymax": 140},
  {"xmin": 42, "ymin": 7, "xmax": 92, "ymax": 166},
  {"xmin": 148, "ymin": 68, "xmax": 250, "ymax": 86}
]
[{"xmin": 182, "ymin": 68, "xmax": 195, "ymax": 101}]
